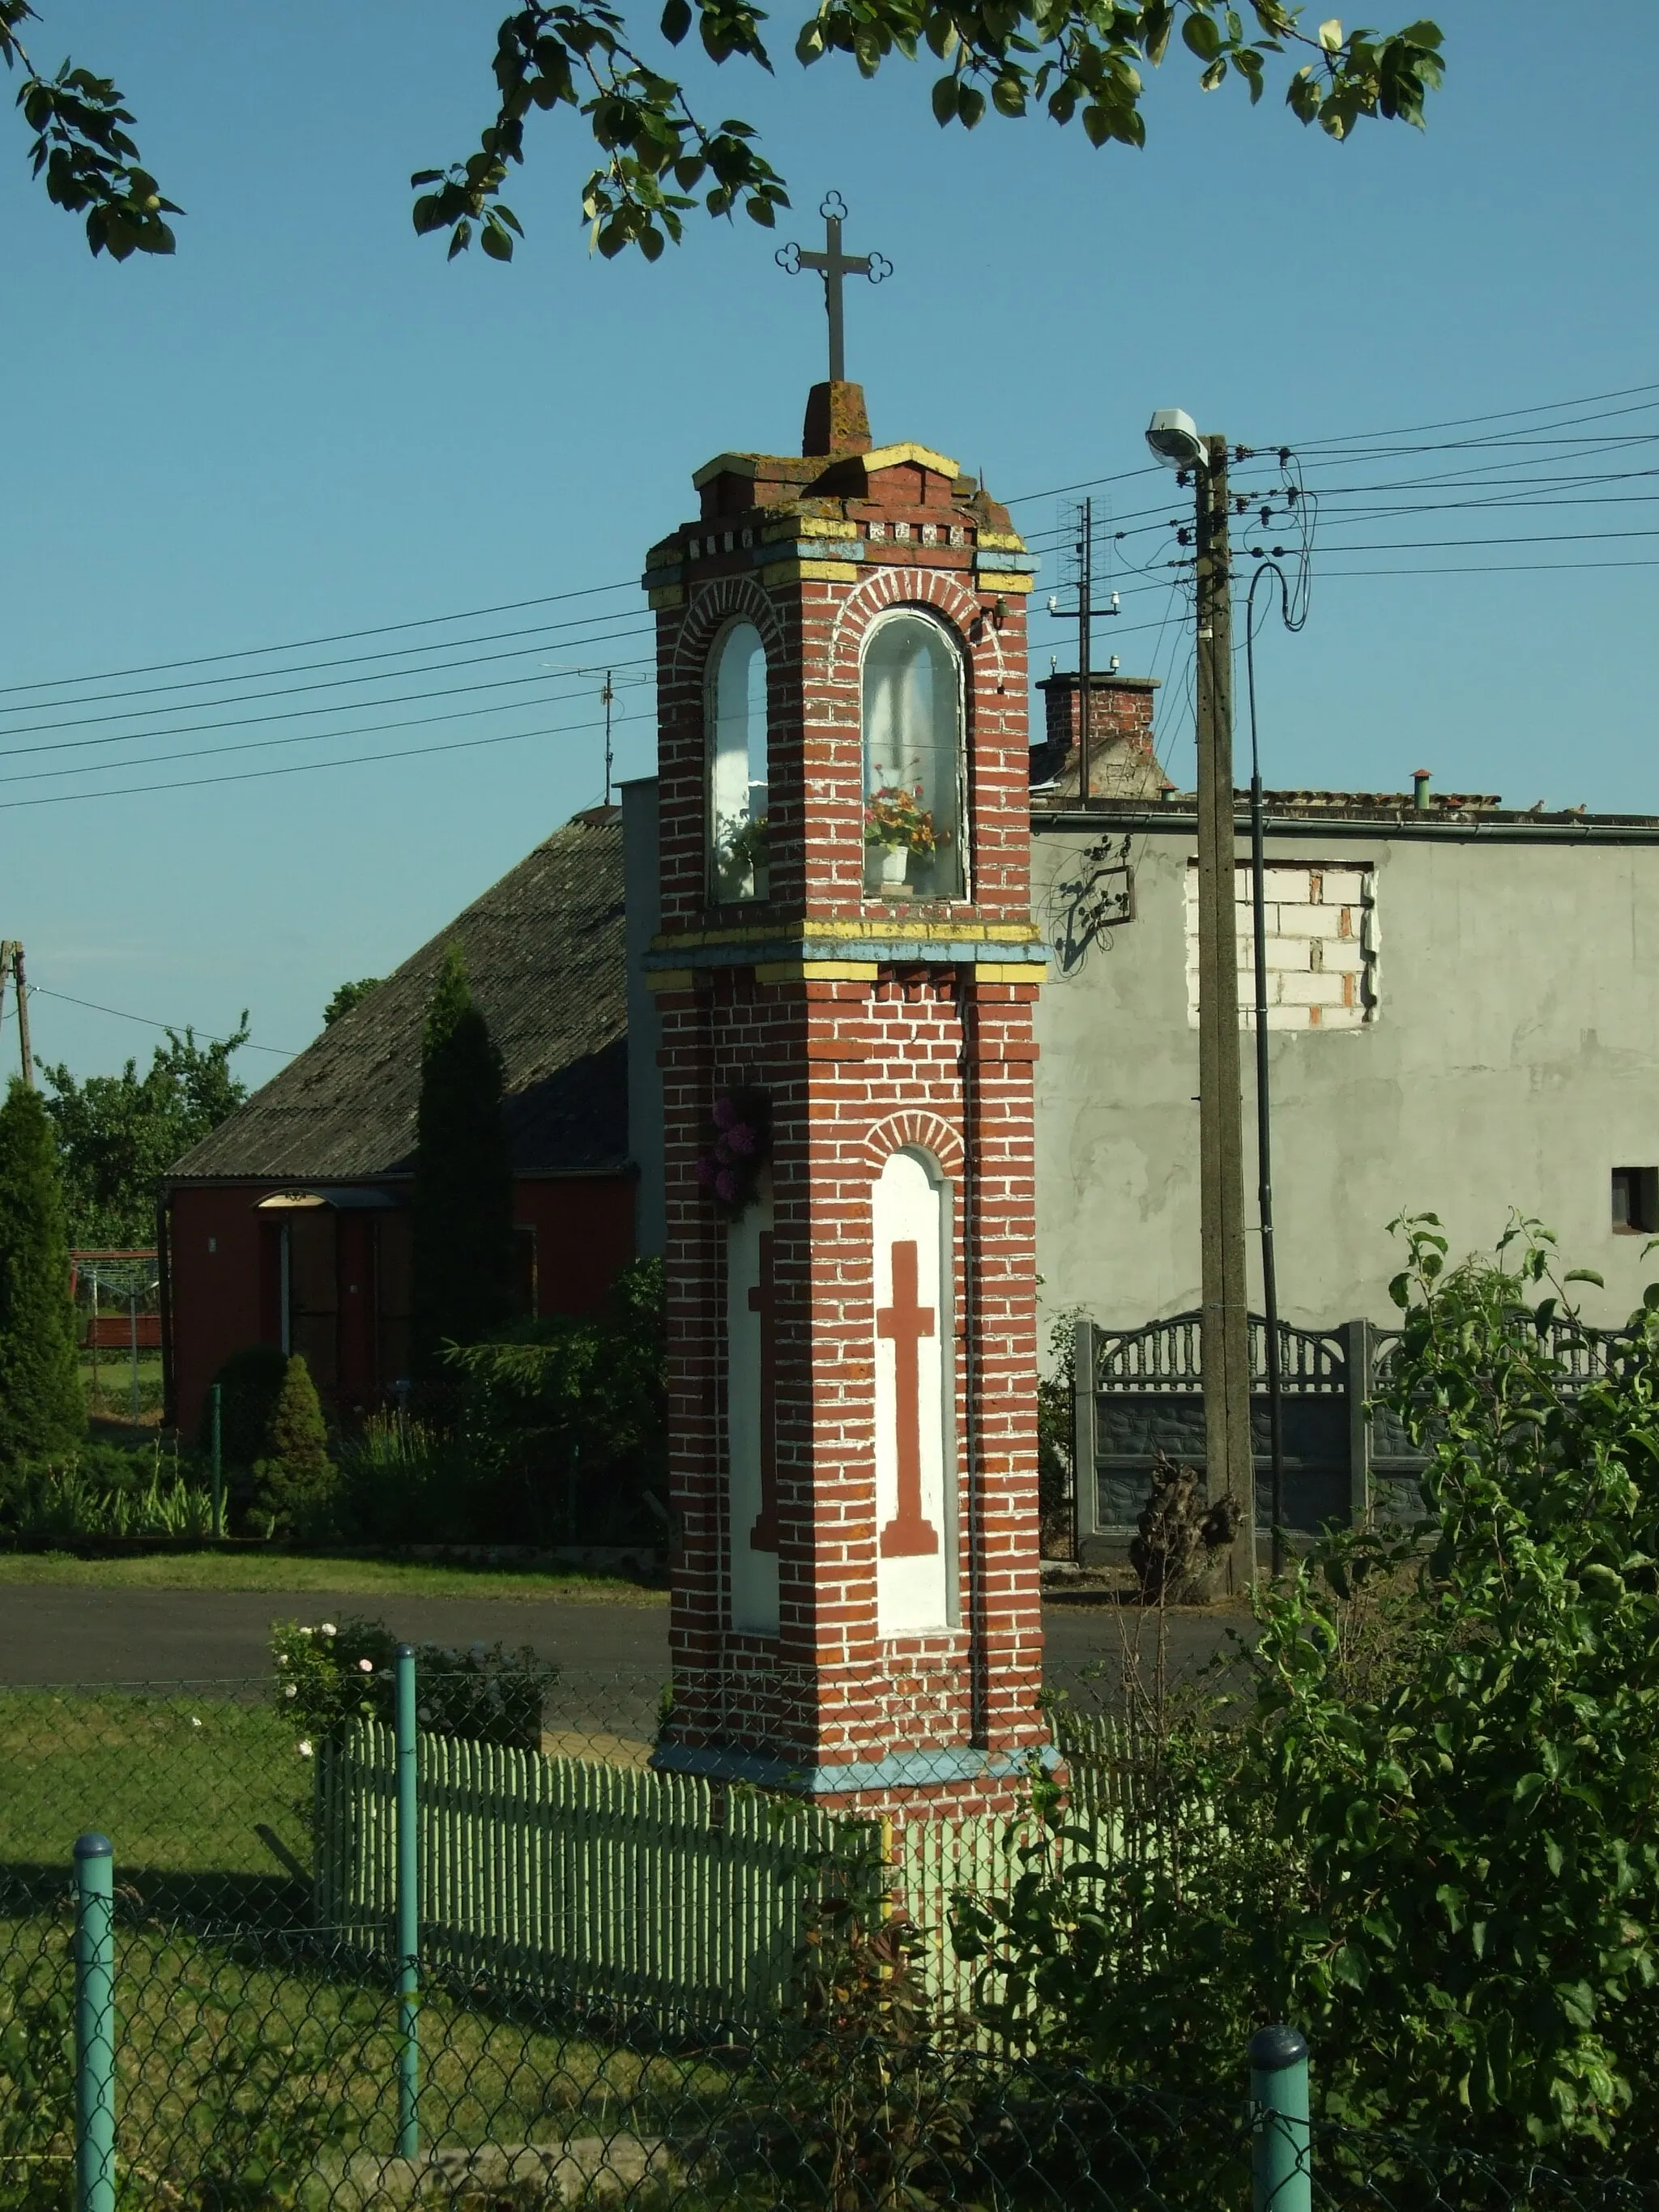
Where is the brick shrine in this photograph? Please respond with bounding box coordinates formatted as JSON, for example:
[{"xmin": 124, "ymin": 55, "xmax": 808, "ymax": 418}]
[{"xmin": 641, "ymin": 377, "xmax": 1047, "ymax": 1815}]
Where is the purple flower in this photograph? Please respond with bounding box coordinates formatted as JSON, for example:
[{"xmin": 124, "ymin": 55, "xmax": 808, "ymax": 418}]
[
  {"xmin": 725, "ymin": 1124, "xmax": 757, "ymax": 1157},
  {"xmin": 714, "ymin": 1169, "xmax": 740, "ymax": 1204},
  {"xmin": 694, "ymin": 1156, "xmax": 718, "ymax": 1187},
  {"xmin": 712, "ymin": 1097, "xmax": 738, "ymax": 1131}
]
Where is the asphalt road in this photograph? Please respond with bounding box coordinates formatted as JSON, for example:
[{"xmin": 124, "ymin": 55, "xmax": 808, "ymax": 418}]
[{"xmin": 0, "ymin": 1585, "xmax": 1253, "ymax": 1694}]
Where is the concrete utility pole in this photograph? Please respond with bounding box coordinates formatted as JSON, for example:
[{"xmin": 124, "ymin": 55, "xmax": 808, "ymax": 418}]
[{"xmin": 1192, "ymin": 437, "xmax": 1256, "ymax": 1587}]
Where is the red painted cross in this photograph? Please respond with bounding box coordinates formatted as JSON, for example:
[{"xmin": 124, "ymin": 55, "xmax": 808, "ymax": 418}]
[
  {"xmin": 747, "ymin": 1230, "xmax": 779, "ymax": 1552},
  {"xmin": 877, "ymin": 1238, "xmax": 940, "ymax": 1558}
]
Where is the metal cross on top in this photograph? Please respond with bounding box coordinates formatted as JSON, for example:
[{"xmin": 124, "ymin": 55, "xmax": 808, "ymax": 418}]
[{"xmin": 776, "ymin": 193, "xmax": 892, "ymax": 385}]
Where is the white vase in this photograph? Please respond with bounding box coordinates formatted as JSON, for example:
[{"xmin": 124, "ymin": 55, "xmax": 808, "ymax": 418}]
[{"xmin": 878, "ymin": 845, "xmax": 910, "ymax": 888}]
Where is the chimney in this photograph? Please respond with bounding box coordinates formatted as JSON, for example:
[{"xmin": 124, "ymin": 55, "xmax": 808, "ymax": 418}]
[{"xmin": 1034, "ymin": 671, "xmax": 1170, "ymax": 800}]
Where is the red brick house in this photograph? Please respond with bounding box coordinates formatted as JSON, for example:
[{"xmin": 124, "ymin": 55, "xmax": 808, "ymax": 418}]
[{"xmin": 160, "ymin": 810, "xmax": 635, "ymax": 1433}]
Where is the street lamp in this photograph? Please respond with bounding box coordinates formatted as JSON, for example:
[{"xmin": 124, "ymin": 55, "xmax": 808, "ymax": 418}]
[{"xmin": 1145, "ymin": 408, "xmax": 1205, "ymax": 471}]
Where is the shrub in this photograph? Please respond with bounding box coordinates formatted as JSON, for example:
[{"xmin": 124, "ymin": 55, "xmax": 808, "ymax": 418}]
[
  {"xmin": 0, "ymin": 1438, "xmax": 213, "ymax": 1542},
  {"xmin": 200, "ymin": 1343, "xmax": 288, "ymax": 1467},
  {"xmin": 442, "ymin": 1255, "xmax": 666, "ymax": 1545},
  {"xmin": 270, "ymin": 1613, "xmax": 557, "ymax": 1751},
  {"xmin": 251, "ymin": 1354, "xmax": 338, "ymax": 1540},
  {"xmin": 954, "ymin": 1215, "xmax": 1659, "ymax": 2177},
  {"xmin": 0, "ymin": 1079, "xmax": 83, "ymax": 1465}
]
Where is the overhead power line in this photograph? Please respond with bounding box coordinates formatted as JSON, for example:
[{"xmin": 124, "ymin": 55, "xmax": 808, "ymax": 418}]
[
  {"xmin": 0, "ymin": 705, "xmax": 644, "ymax": 812},
  {"xmin": 29, "ymin": 986, "xmax": 299, "ymax": 1058},
  {"xmin": 0, "ymin": 579, "xmax": 639, "ymax": 701}
]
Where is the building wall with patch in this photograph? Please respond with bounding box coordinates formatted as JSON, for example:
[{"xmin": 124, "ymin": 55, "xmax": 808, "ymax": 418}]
[{"xmin": 1032, "ymin": 820, "xmax": 1659, "ymax": 1333}]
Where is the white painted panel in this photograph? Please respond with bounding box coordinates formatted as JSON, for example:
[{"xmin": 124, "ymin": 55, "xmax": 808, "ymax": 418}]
[
  {"xmin": 727, "ymin": 1183, "xmax": 779, "ymax": 1634},
  {"xmin": 872, "ymin": 1150, "xmax": 953, "ymax": 1634}
]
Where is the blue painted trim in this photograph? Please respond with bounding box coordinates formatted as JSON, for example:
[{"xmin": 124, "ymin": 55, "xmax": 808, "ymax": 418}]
[
  {"xmin": 642, "ymin": 938, "xmax": 1048, "ymax": 973},
  {"xmin": 652, "ymin": 1739, "xmax": 1059, "ymax": 1793}
]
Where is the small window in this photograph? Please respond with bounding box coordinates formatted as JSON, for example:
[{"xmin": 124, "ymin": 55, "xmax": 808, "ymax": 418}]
[
  {"xmin": 708, "ymin": 621, "xmax": 768, "ymax": 901},
  {"xmin": 862, "ymin": 611, "xmax": 965, "ymax": 900},
  {"xmin": 1610, "ymin": 1167, "xmax": 1657, "ymax": 1234}
]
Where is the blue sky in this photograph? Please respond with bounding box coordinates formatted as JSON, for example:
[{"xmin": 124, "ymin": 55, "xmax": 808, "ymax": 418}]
[{"xmin": 3, "ymin": 1, "xmax": 1654, "ymax": 1080}]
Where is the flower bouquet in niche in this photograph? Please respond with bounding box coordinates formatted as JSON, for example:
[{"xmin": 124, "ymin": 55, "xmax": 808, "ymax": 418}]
[
  {"xmin": 694, "ymin": 1089, "xmax": 771, "ymax": 1217},
  {"xmin": 864, "ymin": 785, "xmax": 947, "ymax": 888}
]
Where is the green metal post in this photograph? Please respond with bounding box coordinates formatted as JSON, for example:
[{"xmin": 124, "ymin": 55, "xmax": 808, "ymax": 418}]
[
  {"xmin": 210, "ymin": 1383, "xmax": 223, "ymax": 1539},
  {"xmin": 1250, "ymin": 2024, "xmax": 1311, "ymax": 2212},
  {"xmin": 395, "ymin": 1643, "xmax": 420, "ymax": 2161},
  {"xmin": 74, "ymin": 1833, "xmax": 116, "ymax": 2212}
]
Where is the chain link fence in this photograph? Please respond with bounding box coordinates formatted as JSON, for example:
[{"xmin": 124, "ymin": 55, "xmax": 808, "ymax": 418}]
[{"xmin": 2, "ymin": 1654, "xmax": 1655, "ymax": 2210}]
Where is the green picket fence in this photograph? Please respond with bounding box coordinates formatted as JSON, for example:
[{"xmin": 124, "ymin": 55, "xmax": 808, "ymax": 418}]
[
  {"xmin": 313, "ymin": 1703, "xmax": 1143, "ymax": 2045},
  {"xmin": 316, "ymin": 1720, "xmax": 883, "ymax": 2035}
]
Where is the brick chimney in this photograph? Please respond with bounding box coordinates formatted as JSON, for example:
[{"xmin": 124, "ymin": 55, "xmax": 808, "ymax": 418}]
[{"xmin": 1034, "ymin": 671, "xmax": 1170, "ymax": 800}]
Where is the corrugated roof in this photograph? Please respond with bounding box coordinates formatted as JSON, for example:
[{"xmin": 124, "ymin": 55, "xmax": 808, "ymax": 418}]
[{"xmin": 170, "ymin": 812, "xmax": 629, "ymax": 1182}]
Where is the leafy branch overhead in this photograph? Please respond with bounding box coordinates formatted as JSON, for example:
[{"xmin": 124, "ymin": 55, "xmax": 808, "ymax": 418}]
[
  {"xmin": 5, "ymin": 0, "xmax": 1439, "ymax": 265},
  {"xmin": 415, "ymin": 1, "xmax": 1444, "ymax": 261},
  {"xmin": 2, "ymin": 0, "xmax": 179, "ymax": 258}
]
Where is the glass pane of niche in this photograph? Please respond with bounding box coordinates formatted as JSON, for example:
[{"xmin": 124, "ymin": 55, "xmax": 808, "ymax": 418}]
[
  {"xmin": 709, "ymin": 621, "xmax": 769, "ymax": 901},
  {"xmin": 862, "ymin": 612, "xmax": 965, "ymax": 899}
]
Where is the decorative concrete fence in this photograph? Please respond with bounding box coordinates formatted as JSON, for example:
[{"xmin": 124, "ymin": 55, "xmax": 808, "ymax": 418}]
[{"xmin": 1072, "ymin": 1309, "xmax": 1634, "ymax": 1554}]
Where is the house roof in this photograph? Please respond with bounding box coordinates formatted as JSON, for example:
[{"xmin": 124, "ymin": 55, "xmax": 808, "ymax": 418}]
[{"xmin": 169, "ymin": 811, "xmax": 629, "ymax": 1183}]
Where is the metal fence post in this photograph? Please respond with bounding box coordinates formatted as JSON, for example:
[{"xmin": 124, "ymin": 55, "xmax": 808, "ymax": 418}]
[
  {"xmin": 1250, "ymin": 2023, "xmax": 1311, "ymax": 2212},
  {"xmin": 395, "ymin": 1643, "xmax": 420, "ymax": 2161},
  {"xmin": 74, "ymin": 1833, "xmax": 116, "ymax": 2212},
  {"xmin": 210, "ymin": 1382, "xmax": 224, "ymax": 1539}
]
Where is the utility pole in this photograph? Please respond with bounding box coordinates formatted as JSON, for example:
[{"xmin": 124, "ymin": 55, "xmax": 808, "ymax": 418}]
[
  {"xmin": 1192, "ymin": 436, "xmax": 1256, "ymax": 1588},
  {"xmin": 14, "ymin": 944, "xmax": 32, "ymax": 1088},
  {"xmin": 0, "ymin": 943, "xmax": 30, "ymax": 1087},
  {"xmin": 601, "ymin": 671, "xmax": 615, "ymax": 807},
  {"xmin": 1078, "ymin": 499, "xmax": 1093, "ymax": 800},
  {"xmin": 1047, "ymin": 500, "xmax": 1119, "ymax": 801}
]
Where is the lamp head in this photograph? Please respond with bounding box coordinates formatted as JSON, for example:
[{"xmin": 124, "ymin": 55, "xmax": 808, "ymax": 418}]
[{"xmin": 1145, "ymin": 408, "xmax": 1205, "ymax": 470}]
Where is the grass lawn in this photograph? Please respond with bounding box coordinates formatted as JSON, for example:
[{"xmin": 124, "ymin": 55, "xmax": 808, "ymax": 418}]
[
  {"xmin": 0, "ymin": 1550, "xmax": 666, "ymax": 1603},
  {"xmin": 0, "ymin": 1685, "xmax": 309, "ymax": 1883}
]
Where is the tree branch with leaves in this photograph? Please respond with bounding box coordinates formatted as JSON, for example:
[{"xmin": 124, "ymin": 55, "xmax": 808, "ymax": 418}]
[
  {"xmin": 2, "ymin": 0, "xmax": 178, "ymax": 258},
  {"xmin": 7, "ymin": 2, "xmax": 1440, "ymax": 266}
]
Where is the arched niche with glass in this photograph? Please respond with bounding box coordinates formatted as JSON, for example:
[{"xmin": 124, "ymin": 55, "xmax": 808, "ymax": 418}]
[
  {"xmin": 707, "ymin": 620, "xmax": 770, "ymax": 901},
  {"xmin": 861, "ymin": 610, "xmax": 966, "ymax": 900}
]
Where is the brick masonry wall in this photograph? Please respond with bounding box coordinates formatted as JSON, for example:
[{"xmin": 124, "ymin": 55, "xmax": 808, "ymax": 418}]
[
  {"xmin": 646, "ymin": 430, "xmax": 1046, "ymax": 1812},
  {"xmin": 1186, "ymin": 860, "xmax": 1378, "ymax": 1031}
]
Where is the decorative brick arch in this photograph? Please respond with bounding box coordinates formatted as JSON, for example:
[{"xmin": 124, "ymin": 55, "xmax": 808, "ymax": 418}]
[
  {"xmin": 669, "ymin": 577, "xmax": 787, "ymax": 685},
  {"xmin": 862, "ymin": 1110, "xmax": 966, "ymax": 1183},
  {"xmin": 826, "ymin": 565, "xmax": 1008, "ymax": 695}
]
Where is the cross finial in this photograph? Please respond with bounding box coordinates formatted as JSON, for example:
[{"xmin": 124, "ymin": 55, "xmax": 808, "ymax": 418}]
[{"xmin": 776, "ymin": 193, "xmax": 892, "ymax": 385}]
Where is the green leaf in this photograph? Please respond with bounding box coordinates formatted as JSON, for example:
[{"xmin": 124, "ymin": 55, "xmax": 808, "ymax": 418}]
[
  {"xmin": 932, "ymin": 73, "xmax": 960, "ymax": 123},
  {"xmin": 660, "ymin": 0, "xmax": 693, "ymax": 38},
  {"xmin": 1182, "ymin": 13, "xmax": 1222, "ymax": 61}
]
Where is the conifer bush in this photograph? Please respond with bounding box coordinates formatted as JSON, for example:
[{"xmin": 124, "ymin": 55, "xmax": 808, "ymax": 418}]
[
  {"xmin": 0, "ymin": 1079, "xmax": 85, "ymax": 1464},
  {"xmin": 251, "ymin": 1353, "xmax": 338, "ymax": 1539},
  {"xmin": 410, "ymin": 945, "xmax": 517, "ymax": 1392}
]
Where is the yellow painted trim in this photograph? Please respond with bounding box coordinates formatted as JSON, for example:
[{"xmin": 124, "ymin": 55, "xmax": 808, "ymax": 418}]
[
  {"xmin": 864, "ymin": 440, "xmax": 960, "ymax": 479},
  {"xmin": 977, "ymin": 530, "xmax": 1029, "ymax": 552},
  {"xmin": 643, "ymin": 968, "xmax": 697, "ymax": 992},
  {"xmin": 646, "ymin": 585, "xmax": 684, "ymax": 611},
  {"xmin": 756, "ymin": 960, "xmax": 879, "ymax": 982},
  {"xmin": 759, "ymin": 558, "xmax": 859, "ymax": 586},
  {"xmin": 975, "ymin": 963, "xmax": 1047, "ymax": 983},
  {"xmin": 979, "ymin": 572, "xmax": 1037, "ymax": 595},
  {"xmin": 798, "ymin": 518, "xmax": 859, "ymax": 539}
]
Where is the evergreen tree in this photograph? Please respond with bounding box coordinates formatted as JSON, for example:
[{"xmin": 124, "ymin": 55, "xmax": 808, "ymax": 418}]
[
  {"xmin": 0, "ymin": 1080, "xmax": 86, "ymax": 1464},
  {"xmin": 410, "ymin": 947, "xmax": 517, "ymax": 1384},
  {"xmin": 252, "ymin": 1353, "xmax": 336, "ymax": 1537}
]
